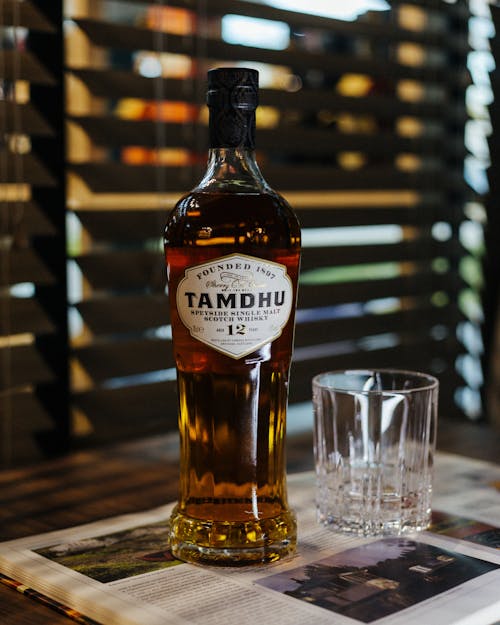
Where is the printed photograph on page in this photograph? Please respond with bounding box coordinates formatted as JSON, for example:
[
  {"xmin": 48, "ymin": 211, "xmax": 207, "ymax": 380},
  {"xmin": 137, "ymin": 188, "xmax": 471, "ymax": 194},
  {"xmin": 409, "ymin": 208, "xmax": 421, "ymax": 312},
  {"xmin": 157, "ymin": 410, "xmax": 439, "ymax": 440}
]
[
  {"xmin": 256, "ymin": 537, "xmax": 499, "ymax": 623},
  {"xmin": 34, "ymin": 520, "xmax": 180, "ymax": 583}
]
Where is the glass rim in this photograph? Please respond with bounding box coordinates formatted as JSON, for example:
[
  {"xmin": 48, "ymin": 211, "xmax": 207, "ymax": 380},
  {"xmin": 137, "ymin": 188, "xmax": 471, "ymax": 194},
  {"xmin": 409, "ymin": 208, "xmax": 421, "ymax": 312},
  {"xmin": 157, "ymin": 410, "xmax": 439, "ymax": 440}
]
[{"xmin": 312, "ymin": 368, "xmax": 439, "ymax": 394}]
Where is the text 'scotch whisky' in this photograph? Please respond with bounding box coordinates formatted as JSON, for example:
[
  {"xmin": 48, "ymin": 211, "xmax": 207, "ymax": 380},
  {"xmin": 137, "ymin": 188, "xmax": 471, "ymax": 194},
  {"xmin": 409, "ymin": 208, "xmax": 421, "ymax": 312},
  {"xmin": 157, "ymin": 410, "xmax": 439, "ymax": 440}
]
[{"xmin": 164, "ymin": 68, "xmax": 301, "ymax": 565}]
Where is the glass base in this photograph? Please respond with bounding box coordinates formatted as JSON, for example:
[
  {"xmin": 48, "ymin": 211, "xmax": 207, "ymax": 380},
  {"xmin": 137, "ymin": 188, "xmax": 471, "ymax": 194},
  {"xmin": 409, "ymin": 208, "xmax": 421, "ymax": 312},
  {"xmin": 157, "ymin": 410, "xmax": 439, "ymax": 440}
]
[
  {"xmin": 169, "ymin": 506, "xmax": 297, "ymax": 566},
  {"xmin": 316, "ymin": 466, "xmax": 433, "ymax": 537},
  {"xmin": 317, "ymin": 476, "xmax": 432, "ymax": 537},
  {"xmin": 318, "ymin": 511, "xmax": 431, "ymax": 537}
]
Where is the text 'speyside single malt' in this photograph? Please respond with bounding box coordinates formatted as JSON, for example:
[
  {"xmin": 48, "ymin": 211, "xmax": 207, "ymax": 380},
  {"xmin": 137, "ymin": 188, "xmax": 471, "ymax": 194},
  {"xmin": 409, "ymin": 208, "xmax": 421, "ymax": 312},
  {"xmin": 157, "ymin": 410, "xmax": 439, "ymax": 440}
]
[{"xmin": 164, "ymin": 67, "xmax": 301, "ymax": 566}]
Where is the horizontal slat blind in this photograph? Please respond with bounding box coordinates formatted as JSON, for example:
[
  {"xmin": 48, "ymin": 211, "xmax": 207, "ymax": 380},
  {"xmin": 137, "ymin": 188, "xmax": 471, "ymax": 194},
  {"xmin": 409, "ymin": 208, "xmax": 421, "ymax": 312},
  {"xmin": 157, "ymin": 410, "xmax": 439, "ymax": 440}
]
[
  {"xmin": 64, "ymin": 0, "xmax": 474, "ymax": 447},
  {"xmin": 484, "ymin": 6, "xmax": 500, "ymax": 427},
  {"xmin": 1, "ymin": 1, "xmax": 68, "ymax": 466}
]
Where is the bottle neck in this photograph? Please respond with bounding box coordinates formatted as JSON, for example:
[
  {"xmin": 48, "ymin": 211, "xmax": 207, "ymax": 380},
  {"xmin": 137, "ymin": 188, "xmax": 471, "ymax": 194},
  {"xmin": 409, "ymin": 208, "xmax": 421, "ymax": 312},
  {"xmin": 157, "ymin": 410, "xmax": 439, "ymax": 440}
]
[
  {"xmin": 195, "ymin": 147, "xmax": 270, "ymax": 194},
  {"xmin": 208, "ymin": 105, "xmax": 255, "ymax": 150}
]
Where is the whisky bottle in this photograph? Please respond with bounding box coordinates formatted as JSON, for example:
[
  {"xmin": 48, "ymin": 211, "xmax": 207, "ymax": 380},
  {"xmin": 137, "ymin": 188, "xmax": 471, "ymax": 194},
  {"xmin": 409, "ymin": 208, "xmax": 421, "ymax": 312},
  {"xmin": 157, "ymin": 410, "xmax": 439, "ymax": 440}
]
[{"xmin": 164, "ymin": 67, "xmax": 301, "ymax": 565}]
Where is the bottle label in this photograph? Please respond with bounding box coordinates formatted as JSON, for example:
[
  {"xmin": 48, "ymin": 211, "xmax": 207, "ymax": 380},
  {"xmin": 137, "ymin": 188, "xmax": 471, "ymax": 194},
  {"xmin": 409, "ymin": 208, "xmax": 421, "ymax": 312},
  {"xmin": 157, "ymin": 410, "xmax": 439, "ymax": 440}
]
[{"xmin": 176, "ymin": 253, "xmax": 294, "ymax": 359}]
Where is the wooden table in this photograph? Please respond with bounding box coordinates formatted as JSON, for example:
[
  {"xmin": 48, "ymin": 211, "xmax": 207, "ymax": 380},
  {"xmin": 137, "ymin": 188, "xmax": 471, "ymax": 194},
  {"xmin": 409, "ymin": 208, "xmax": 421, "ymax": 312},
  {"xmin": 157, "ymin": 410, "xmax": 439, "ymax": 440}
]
[{"xmin": 1, "ymin": 418, "xmax": 499, "ymax": 625}]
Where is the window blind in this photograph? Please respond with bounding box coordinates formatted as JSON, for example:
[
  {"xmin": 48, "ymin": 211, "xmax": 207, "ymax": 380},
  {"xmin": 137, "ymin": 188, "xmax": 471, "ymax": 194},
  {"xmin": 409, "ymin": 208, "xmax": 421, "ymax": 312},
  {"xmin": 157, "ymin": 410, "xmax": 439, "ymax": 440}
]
[
  {"xmin": 2, "ymin": 0, "xmax": 487, "ymax": 464},
  {"xmin": 484, "ymin": 4, "xmax": 500, "ymax": 427},
  {"xmin": 62, "ymin": 0, "xmax": 477, "ymax": 449},
  {"xmin": 1, "ymin": 1, "xmax": 68, "ymax": 465}
]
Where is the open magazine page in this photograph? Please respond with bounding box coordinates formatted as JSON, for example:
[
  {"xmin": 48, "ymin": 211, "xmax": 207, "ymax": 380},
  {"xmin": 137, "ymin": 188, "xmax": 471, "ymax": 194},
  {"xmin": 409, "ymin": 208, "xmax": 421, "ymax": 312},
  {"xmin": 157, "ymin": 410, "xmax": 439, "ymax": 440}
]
[
  {"xmin": 0, "ymin": 453, "xmax": 499, "ymax": 625},
  {"xmin": 428, "ymin": 452, "xmax": 500, "ymax": 526}
]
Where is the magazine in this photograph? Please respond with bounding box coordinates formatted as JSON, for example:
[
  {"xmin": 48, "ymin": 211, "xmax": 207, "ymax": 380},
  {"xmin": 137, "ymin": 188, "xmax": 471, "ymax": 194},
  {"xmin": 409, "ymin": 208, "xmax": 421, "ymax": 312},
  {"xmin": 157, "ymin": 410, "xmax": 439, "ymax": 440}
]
[{"xmin": 1, "ymin": 452, "xmax": 499, "ymax": 625}]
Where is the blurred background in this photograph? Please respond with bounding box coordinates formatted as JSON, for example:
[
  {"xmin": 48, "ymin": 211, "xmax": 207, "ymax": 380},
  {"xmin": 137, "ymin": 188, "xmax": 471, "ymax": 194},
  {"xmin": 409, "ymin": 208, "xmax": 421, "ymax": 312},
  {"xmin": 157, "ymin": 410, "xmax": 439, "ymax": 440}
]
[{"xmin": 1, "ymin": 0, "xmax": 499, "ymax": 468}]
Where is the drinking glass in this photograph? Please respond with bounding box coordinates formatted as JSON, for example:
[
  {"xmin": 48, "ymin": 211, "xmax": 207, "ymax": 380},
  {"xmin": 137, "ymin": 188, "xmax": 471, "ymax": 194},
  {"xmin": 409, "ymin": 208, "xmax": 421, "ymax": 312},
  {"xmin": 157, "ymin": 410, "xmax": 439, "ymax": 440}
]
[{"xmin": 312, "ymin": 369, "xmax": 439, "ymax": 536}]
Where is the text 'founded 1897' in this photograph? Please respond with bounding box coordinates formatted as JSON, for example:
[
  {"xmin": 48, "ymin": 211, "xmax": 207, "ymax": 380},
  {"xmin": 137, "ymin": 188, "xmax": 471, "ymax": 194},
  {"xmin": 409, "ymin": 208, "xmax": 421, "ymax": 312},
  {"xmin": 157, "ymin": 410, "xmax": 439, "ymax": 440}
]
[{"xmin": 175, "ymin": 253, "xmax": 293, "ymax": 358}]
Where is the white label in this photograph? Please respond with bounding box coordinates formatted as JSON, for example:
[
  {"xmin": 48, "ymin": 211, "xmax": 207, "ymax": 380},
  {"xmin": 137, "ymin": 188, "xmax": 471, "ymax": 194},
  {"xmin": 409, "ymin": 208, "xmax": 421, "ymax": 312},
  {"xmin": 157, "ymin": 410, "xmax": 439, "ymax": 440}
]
[{"xmin": 176, "ymin": 253, "xmax": 293, "ymax": 359}]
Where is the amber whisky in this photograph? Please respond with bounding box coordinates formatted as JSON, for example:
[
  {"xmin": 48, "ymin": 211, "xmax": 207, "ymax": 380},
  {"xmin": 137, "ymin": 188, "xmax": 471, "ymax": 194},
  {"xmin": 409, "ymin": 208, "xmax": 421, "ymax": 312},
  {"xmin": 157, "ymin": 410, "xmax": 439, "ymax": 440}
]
[{"xmin": 164, "ymin": 68, "xmax": 301, "ymax": 565}]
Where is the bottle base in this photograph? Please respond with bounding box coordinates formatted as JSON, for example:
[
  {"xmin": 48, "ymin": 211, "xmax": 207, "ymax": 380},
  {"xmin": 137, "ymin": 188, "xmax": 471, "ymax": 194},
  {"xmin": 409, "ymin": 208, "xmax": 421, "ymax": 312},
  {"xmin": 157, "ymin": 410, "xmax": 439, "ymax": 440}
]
[{"xmin": 169, "ymin": 506, "xmax": 297, "ymax": 566}]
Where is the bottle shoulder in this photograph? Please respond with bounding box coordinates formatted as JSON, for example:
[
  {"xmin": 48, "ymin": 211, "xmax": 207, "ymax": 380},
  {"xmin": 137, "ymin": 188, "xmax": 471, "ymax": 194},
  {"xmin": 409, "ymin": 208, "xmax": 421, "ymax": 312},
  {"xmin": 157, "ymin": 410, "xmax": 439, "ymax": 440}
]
[
  {"xmin": 164, "ymin": 190, "xmax": 300, "ymax": 249},
  {"xmin": 166, "ymin": 190, "xmax": 299, "ymax": 225}
]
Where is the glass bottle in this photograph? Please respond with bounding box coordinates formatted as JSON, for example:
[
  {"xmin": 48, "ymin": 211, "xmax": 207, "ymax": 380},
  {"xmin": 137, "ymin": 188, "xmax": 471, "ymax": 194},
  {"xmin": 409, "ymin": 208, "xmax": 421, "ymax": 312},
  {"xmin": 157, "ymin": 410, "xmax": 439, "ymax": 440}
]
[{"xmin": 164, "ymin": 67, "xmax": 301, "ymax": 565}]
